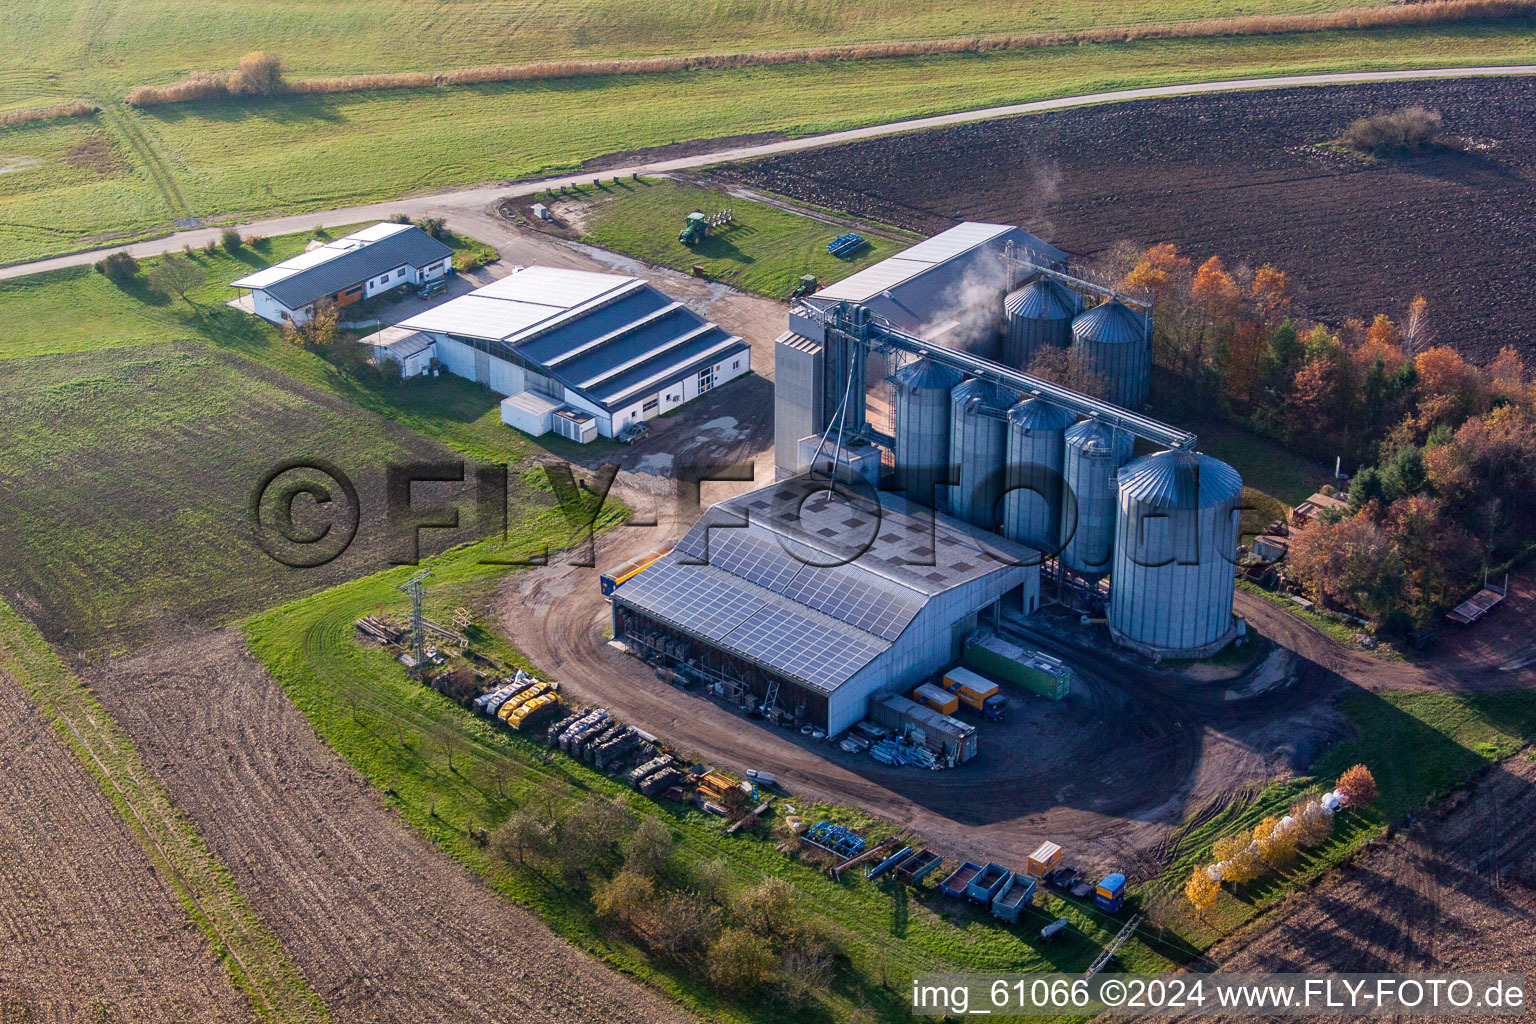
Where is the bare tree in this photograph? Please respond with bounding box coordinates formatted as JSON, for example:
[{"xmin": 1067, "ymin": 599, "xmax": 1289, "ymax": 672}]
[
  {"xmin": 490, "ymin": 807, "xmax": 549, "ymax": 865},
  {"xmin": 148, "ymin": 257, "xmax": 205, "ymax": 309},
  {"xmin": 427, "ymin": 716, "xmax": 463, "ymax": 773}
]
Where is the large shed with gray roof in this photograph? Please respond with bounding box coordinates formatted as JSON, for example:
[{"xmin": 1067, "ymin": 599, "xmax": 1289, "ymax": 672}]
[
  {"xmin": 610, "ymin": 481, "xmax": 1036, "ymax": 734},
  {"xmin": 231, "ymin": 223, "xmax": 453, "ymax": 324},
  {"xmin": 372, "ymin": 265, "xmax": 750, "ymax": 440}
]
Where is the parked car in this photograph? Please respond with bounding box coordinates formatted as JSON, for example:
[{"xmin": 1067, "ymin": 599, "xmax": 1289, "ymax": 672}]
[
  {"xmin": 417, "ymin": 278, "xmax": 447, "ymax": 299},
  {"xmin": 616, "ymin": 421, "xmax": 650, "ymax": 444}
]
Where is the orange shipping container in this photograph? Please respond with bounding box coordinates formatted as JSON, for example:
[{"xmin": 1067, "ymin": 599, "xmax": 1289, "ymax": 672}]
[{"xmin": 913, "ymin": 683, "xmax": 960, "ymax": 716}]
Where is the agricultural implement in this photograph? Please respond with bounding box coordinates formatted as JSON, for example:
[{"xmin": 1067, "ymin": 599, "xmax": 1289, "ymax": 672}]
[{"xmin": 826, "ymin": 232, "xmax": 867, "ymax": 257}]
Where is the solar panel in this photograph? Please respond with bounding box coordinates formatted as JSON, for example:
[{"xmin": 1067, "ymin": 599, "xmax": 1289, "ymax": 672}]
[
  {"xmin": 721, "ymin": 604, "xmax": 887, "ymax": 693},
  {"xmin": 616, "ymin": 560, "xmax": 765, "ymax": 642},
  {"xmin": 780, "ymin": 564, "xmax": 922, "ymax": 641}
]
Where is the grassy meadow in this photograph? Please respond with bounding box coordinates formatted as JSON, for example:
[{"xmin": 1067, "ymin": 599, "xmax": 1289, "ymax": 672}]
[
  {"xmin": 3, "ymin": 21, "xmax": 1536, "ymax": 262},
  {"xmin": 1, "ymin": 0, "xmax": 1415, "ymax": 111},
  {"xmin": 577, "ymin": 177, "xmax": 919, "ymax": 298}
]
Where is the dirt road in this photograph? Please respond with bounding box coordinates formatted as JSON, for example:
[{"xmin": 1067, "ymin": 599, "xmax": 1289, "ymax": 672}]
[
  {"xmin": 88, "ymin": 630, "xmax": 695, "ymax": 1024},
  {"xmin": 0, "ymin": 665, "xmax": 253, "ymax": 1023},
  {"xmin": 5, "ymin": 66, "xmax": 1535, "ymax": 282}
]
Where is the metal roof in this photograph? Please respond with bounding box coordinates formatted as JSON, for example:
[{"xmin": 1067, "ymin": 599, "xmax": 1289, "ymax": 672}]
[
  {"xmin": 1008, "ymin": 397, "xmax": 1077, "ymax": 432},
  {"xmin": 951, "ymin": 377, "xmax": 1021, "ymax": 413},
  {"xmin": 1116, "ymin": 450, "xmax": 1243, "ymax": 508},
  {"xmin": 813, "ymin": 222, "xmax": 1063, "ymax": 304},
  {"xmin": 400, "ymin": 266, "xmax": 746, "ymax": 413},
  {"xmin": 893, "ymin": 357, "xmax": 964, "ymax": 391},
  {"xmin": 1072, "ymin": 299, "xmax": 1148, "ymax": 346},
  {"xmin": 231, "ymin": 224, "xmax": 452, "ymax": 310},
  {"xmin": 616, "ymin": 483, "xmax": 1033, "ymax": 694},
  {"xmin": 1005, "ymin": 275, "xmax": 1084, "ymax": 320}
]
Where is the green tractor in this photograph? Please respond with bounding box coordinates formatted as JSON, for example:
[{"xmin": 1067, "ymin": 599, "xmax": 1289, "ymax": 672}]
[
  {"xmin": 679, "ymin": 210, "xmax": 708, "ymax": 246},
  {"xmin": 791, "ymin": 274, "xmax": 818, "ymax": 300}
]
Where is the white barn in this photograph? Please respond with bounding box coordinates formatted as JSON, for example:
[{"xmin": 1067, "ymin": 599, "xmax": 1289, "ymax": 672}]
[
  {"xmin": 231, "ymin": 223, "xmax": 454, "ymax": 325},
  {"xmin": 374, "ymin": 266, "xmax": 751, "ymax": 440}
]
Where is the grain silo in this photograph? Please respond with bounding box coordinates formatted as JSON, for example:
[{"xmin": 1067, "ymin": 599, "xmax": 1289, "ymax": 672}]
[
  {"xmin": 1109, "ymin": 450, "xmax": 1243, "ymax": 658},
  {"xmin": 892, "ymin": 358, "xmax": 965, "ymax": 508},
  {"xmin": 1070, "ymin": 299, "xmax": 1151, "ymax": 408},
  {"xmin": 1003, "ymin": 276, "xmax": 1084, "ymax": 370},
  {"xmin": 1058, "ymin": 419, "xmax": 1133, "ymax": 577},
  {"xmin": 949, "ymin": 378, "xmax": 1022, "ymax": 528},
  {"xmin": 1003, "ymin": 398, "xmax": 1076, "ymax": 553}
]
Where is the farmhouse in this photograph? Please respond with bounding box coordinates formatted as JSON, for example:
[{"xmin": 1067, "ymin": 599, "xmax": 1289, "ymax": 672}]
[
  {"xmin": 231, "ymin": 223, "xmax": 453, "ymax": 324},
  {"xmin": 372, "ymin": 265, "xmax": 750, "ymax": 440}
]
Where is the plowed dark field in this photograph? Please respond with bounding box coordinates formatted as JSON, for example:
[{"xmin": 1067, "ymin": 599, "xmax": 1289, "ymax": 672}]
[{"xmin": 715, "ymin": 77, "xmax": 1536, "ymax": 363}]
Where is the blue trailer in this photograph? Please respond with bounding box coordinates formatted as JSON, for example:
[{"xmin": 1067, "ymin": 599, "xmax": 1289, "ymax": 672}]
[
  {"xmin": 939, "ymin": 861, "xmax": 982, "ymax": 898},
  {"xmin": 826, "ymin": 233, "xmax": 868, "ymax": 258},
  {"xmin": 991, "ymin": 876, "xmax": 1036, "ymax": 923},
  {"xmin": 966, "ymin": 862, "xmax": 1013, "ymax": 904},
  {"xmin": 1094, "ymin": 872, "xmax": 1126, "ymax": 912}
]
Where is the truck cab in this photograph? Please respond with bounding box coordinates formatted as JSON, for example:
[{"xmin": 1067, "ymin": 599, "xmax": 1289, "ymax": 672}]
[{"xmin": 982, "ymin": 693, "xmax": 1008, "ymax": 721}]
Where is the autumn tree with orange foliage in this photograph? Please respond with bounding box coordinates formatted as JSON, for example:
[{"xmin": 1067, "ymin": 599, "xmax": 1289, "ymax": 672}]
[{"xmin": 1336, "ymin": 765, "xmax": 1379, "ymax": 809}]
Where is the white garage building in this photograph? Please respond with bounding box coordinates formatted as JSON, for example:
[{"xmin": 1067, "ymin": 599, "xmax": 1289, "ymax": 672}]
[
  {"xmin": 378, "ymin": 266, "xmax": 750, "ymax": 440},
  {"xmin": 231, "ymin": 223, "xmax": 454, "ymax": 324}
]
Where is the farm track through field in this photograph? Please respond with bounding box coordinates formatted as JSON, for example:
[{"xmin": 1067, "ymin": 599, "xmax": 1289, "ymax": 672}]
[
  {"xmin": 89, "ymin": 628, "xmax": 699, "ymax": 1024},
  {"xmin": 95, "ymin": 99, "xmax": 189, "ymax": 219},
  {"xmin": 0, "ymin": 604, "xmax": 325, "ymax": 1023}
]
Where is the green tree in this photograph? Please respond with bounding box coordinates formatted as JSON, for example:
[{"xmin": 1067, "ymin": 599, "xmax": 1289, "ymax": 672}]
[{"xmin": 148, "ymin": 257, "xmax": 205, "ymax": 308}]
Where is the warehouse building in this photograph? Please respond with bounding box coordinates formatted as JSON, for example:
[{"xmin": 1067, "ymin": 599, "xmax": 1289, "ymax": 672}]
[
  {"xmin": 371, "ymin": 266, "xmax": 750, "ymax": 440},
  {"xmin": 231, "ymin": 223, "xmax": 453, "ymax": 324},
  {"xmin": 610, "ymin": 482, "xmax": 1037, "ymax": 734}
]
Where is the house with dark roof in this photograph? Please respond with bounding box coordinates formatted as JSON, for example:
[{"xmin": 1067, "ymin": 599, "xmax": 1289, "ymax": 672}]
[
  {"xmin": 230, "ymin": 223, "xmax": 454, "ymax": 324},
  {"xmin": 364, "ymin": 265, "xmax": 751, "ymax": 441}
]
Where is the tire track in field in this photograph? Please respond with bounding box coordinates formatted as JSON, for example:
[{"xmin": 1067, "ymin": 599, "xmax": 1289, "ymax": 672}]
[{"xmin": 95, "ymin": 99, "xmax": 190, "ymax": 220}]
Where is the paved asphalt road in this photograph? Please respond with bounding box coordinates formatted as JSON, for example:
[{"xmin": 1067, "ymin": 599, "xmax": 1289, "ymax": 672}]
[{"xmin": 5, "ymin": 64, "xmax": 1535, "ymax": 281}]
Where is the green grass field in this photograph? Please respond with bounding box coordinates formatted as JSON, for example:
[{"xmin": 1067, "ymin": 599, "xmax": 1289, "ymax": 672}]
[
  {"xmin": 1148, "ymin": 684, "xmax": 1536, "ymax": 943},
  {"xmin": 3, "ymin": 0, "xmax": 1411, "ymax": 111},
  {"xmin": 3, "ymin": 22, "xmax": 1535, "ymax": 263},
  {"xmin": 244, "ymin": 536, "xmax": 1179, "ymax": 1024},
  {"xmin": 578, "ymin": 177, "xmax": 918, "ymax": 298}
]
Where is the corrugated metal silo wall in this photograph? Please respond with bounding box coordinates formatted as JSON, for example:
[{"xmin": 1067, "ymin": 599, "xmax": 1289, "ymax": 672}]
[
  {"xmin": 1003, "ymin": 420, "xmax": 1067, "ymax": 553},
  {"xmin": 1072, "ymin": 334, "xmax": 1150, "ymax": 408},
  {"xmin": 1058, "ymin": 429, "xmax": 1130, "ymax": 576},
  {"xmin": 773, "ymin": 335, "xmax": 824, "ymax": 480},
  {"xmin": 1109, "ymin": 491, "xmax": 1241, "ymax": 653},
  {"xmin": 949, "ymin": 392, "xmax": 1010, "ymax": 528},
  {"xmin": 894, "ymin": 378, "xmax": 954, "ymax": 509},
  {"xmin": 1003, "ymin": 313, "xmax": 1071, "ymax": 370}
]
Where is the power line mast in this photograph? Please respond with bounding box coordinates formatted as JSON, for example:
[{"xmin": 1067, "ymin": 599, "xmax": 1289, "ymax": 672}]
[{"xmin": 396, "ymin": 569, "xmax": 433, "ymax": 664}]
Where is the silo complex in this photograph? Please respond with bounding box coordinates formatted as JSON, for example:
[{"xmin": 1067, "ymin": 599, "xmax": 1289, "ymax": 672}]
[
  {"xmin": 1058, "ymin": 419, "xmax": 1132, "ymax": 577},
  {"xmin": 893, "ymin": 359, "xmax": 965, "ymax": 508},
  {"xmin": 1003, "ymin": 276, "xmax": 1084, "ymax": 370},
  {"xmin": 1003, "ymin": 398, "xmax": 1076, "ymax": 553},
  {"xmin": 1071, "ymin": 299, "xmax": 1151, "ymax": 408},
  {"xmin": 949, "ymin": 378, "xmax": 1022, "ymax": 528},
  {"xmin": 1109, "ymin": 450, "xmax": 1243, "ymax": 658}
]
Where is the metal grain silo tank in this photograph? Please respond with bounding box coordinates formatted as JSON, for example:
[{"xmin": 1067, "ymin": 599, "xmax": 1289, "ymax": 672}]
[
  {"xmin": 1058, "ymin": 419, "xmax": 1133, "ymax": 577},
  {"xmin": 1003, "ymin": 398, "xmax": 1075, "ymax": 553},
  {"xmin": 892, "ymin": 359, "xmax": 965, "ymax": 508},
  {"xmin": 1109, "ymin": 450, "xmax": 1243, "ymax": 658},
  {"xmin": 1003, "ymin": 276, "xmax": 1084, "ymax": 370},
  {"xmin": 1070, "ymin": 299, "xmax": 1151, "ymax": 408},
  {"xmin": 949, "ymin": 378, "xmax": 1022, "ymax": 528}
]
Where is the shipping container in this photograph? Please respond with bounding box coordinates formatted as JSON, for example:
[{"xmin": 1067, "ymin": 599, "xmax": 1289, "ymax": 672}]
[
  {"xmin": 963, "ymin": 632, "xmax": 1072, "ymax": 701},
  {"xmin": 1026, "ymin": 841, "xmax": 1063, "ymax": 878},
  {"xmin": 941, "ymin": 666, "xmax": 1009, "ymax": 720},
  {"xmin": 1094, "ymin": 872, "xmax": 1126, "ymax": 912},
  {"xmin": 991, "ymin": 876, "xmax": 1036, "ymax": 923},
  {"xmin": 967, "ymin": 863, "xmax": 1013, "ymax": 904},
  {"xmin": 869, "ymin": 694, "xmax": 977, "ymax": 765},
  {"xmin": 600, "ymin": 545, "xmax": 672, "ymax": 596},
  {"xmin": 912, "ymin": 682, "xmax": 960, "ymax": 716}
]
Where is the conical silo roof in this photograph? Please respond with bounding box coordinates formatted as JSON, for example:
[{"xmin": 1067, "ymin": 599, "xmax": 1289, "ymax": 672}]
[
  {"xmin": 1005, "ymin": 276, "xmax": 1084, "ymax": 321},
  {"xmin": 894, "ymin": 358, "xmax": 965, "ymax": 391},
  {"xmin": 1008, "ymin": 397, "xmax": 1076, "ymax": 432},
  {"xmin": 1071, "ymin": 299, "xmax": 1148, "ymax": 346},
  {"xmin": 951, "ymin": 377, "xmax": 1021, "ymax": 411},
  {"xmin": 1116, "ymin": 450, "xmax": 1243, "ymax": 509}
]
